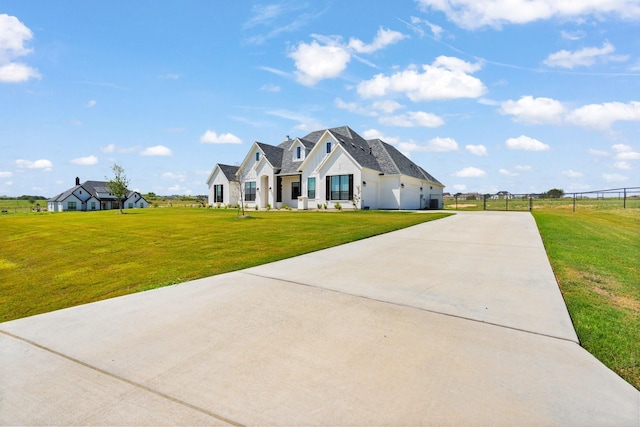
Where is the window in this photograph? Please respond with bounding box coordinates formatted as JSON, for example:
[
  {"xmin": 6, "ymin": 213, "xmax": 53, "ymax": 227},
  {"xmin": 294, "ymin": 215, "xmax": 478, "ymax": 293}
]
[
  {"xmin": 326, "ymin": 142, "xmax": 331, "ymax": 153},
  {"xmin": 128, "ymin": 203, "xmax": 133, "ymax": 209},
  {"xmin": 91, "ymin": 202, "xmax": 96, "ymax": 210},
  {"xmin": 68, "ymin": 201, "xmax": 77, "ymax": 210},
  {"xmin": 245, "ymin": 181, "xmax": 256, "ymax": 201},
  {"xmin": 326, "ymin": 175, "xmax": 353, "ymax": 201},
  {"xmin": 255, "ymin": 152, "xmax": 260, "ymax": 162},
  {"xmin": 296, "ymin": 146, "xmax": 301, "ymax": 159},
  {"xmin": 213, "ymin": 184, "xmax": 223, "ymax": 203},
  {"xmin": 307, "ymin": 177, "xmax": 316, "ymax": 199},
  {"xmin": 292, "ymin": 181, "xmax": 300, "ymax": 199}
]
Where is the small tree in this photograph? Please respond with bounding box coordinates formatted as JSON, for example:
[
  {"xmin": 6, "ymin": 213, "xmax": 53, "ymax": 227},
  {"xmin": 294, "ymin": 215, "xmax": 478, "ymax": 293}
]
[
  {"xmin": 106, "ymin": 163, "xmax": 130, "ymax": 214},
  {"xmin": 545, "ymin": 188, "xmax": 564, "ymax": 199}
]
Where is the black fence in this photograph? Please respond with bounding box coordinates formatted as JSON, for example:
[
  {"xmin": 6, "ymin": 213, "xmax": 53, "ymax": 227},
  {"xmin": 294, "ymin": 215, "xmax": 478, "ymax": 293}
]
[{"xmin": 445, "ymin": 187, "xmax": 640, "ymax": 212}]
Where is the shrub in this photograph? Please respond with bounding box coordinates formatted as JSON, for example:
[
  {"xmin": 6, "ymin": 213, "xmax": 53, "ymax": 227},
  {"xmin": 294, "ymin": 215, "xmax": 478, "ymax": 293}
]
[
  {"xmin": 335, "ymin": 202, "xmax": 342, "ymax": 211},
  {"xmin": 266, "ymin": 203, "xmax": 271, "ymax": 210},
  {"xmin": 216, "ymin": 202, "xmax": 221, "ymax": 209}
]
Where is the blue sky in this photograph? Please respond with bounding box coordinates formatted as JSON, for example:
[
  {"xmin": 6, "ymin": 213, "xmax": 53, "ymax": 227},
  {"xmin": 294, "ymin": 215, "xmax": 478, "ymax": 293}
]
[{"xmin": 1, "ymin": 0, "xmax": 639, "ymax": 197}]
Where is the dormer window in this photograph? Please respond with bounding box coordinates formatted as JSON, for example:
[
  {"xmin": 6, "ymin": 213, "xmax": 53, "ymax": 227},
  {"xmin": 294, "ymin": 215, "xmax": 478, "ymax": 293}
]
[
  {"xmin": 326, "ymin": 142, "xmax": 331, "ymax": 153},
  {"xmin": 255, "ymin": 152, "xmax": 260, "ymax": 161},
  {"xmin": 296, "ymin": 146, "xmax": 301, "ymax": 159}
]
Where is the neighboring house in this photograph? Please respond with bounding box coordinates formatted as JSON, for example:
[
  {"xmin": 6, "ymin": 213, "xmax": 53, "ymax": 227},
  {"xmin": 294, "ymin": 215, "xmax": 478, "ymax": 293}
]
[
  {"xmin": 206, "ymin": 126, "xmax": 445, "ymax": 210},
  {"xmin": 48, "ymin": 177, "xmax": 149, "ymax": 212},
  {"xmin": 206, "ymin": 164, "xmax": 240, "ymax": 207}
]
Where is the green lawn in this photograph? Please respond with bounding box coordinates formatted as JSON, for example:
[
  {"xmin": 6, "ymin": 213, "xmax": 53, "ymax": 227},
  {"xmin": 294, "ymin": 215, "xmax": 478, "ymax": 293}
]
[
  {"xmin": 533, "ymin": 209, "xmax": 639, "ymax": 390},
  {"xmin": 0, "ymin": 208, "xmax": 449, "ymax": 322}
]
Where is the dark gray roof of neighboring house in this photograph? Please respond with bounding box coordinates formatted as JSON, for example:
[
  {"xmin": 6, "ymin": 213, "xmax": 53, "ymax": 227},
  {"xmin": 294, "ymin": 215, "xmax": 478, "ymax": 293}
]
[
  {"xmin": 49, "ymin": 180, "xmax": 146, "ymax": 202},
  {"xmin": 217, "ymin": 164, "xmax": 239, "ymax": 181},
  {"xmin": 256, "ymin": 142, "xmax": 284, "ymax": 170},
  {"xmin": 367, "ymin": 139, "xmax": 442, "ymax": 185}
]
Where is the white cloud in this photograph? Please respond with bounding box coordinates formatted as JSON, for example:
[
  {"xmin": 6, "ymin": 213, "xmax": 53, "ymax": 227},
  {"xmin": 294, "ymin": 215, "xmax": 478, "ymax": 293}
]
[
  {"xmin": 0, "ymin": 62, "xmax": 41, "ymax": 83},
  {"xmin": 334, "ymin": 98, "xmax": 376, "ymax": 116},
  {"xmin": 0, "ymin": 171, "xmax": 12, "ymax": 178},
  {"xmin": 453, "ymin": 166, "xmax": 486, "ymax": 178},
  {"xmin": 614, "ymin": 161, "xmax": 632, "ymax": 170},
  {"xmin": 415, "ymin": 0, "xmax": 640, "ymax": 30},
  {"xmin": 348, "ymin": 27, "xmax": 407, "ymax": 54},
  {"xmin": 289, "ymin": 38, "xmax": 351, "ymax": 86},
  {"xmin": 562, "ymin": 169, "xmax": 583, "ymax": 177},
  {"xmin": 612, "ymin": 143, "xmax": 640, "ymax": 160},
  {"xmin": 260, "ymin": 83, "xmax": 281, "ymax": 92},
  {"xmin": 500, "ymin": 95, "xmax": 566, "ymax": 124},
  {"xmin": 561, "ymin": 30, "xmax": 585, "ymax": 41},
  {"xmin": 361, "ymin": 129, "xmax": 401, "ymax": 145},
  {"xmin": 379, "ymin": 111, "xmax": 444, "ymax": 128},
  {"xmin": 100, "ymin": 143, "xmax": 136, "ymax": 154},
  {"xmin": 589, "ymin": 148, "xmax": 609, "ymax": 157},
  {"xmin": 426, "ymin": 137, "xmax": 459, "ymax": 151},
  {"xmin": 357, "ymin": 56, "xmax": 485, "ymax": 101},
  {"xmin": 0, "ymin": 14, "xmax": 40, "ymax": 83},
  {"xmin": 162, "ymin": 172, "xmax": 186, "ymax": 181},
  {"xmin": 140, "ymin": 145, "xmax": 172, "ymax": 156},
  {"xmin": 16, "ymin": 159, "xmax": 53, "ymax": 170},
  {"xmin": 409, "ymin": 16, "xmax": 444, "ymax": 40},
  {"xmin": 86, "ymin": 100, "xmax": 97, "ymax": 108},
  {"xmin": 543, "ymin": 42, "xmax": 628, "ymax": 69},
  {"xmin": 452, "ymin": 184, "xmax": 467, "ymax": 192},
  {"xmin": 500, "ymin": 168, "xmax": 518, "ymax": 176},
  {"xmin": 505, "ymin": 135, "xmax": 550, "ymax": 151},
  {"xmin": 372, "ymin": 100, "xmax": 403, "ymax": 113},
  {"xmin": 566, "ymin": 101, "xmax": 640, "ymax": 130},
  {"xmin": 200, "ymin": 130, "xmax": 242, "ymax": 144},
  {"xmin": 70, "ymin": 155, "xmax": 98, "ymax": 165},
  {"xmin": 602, "ymin": 173, "xmax": 628, "ymax": 183},
  {"xmin": 515, "ymin": 165, "xmax": 533, "ymax": 172},
  {"xmin": 465, "ymin": 144, "xmax": 488, "ymax": 156}
]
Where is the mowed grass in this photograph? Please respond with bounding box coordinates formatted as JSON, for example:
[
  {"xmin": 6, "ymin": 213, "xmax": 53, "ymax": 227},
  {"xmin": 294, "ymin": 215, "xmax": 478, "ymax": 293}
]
[
  {"xmin": 533, "ymin": 209, "xmax": 640, "ymax": 389},
  {"xmin": 0, "ymin": 208, "xmax": 450, "ymax": 322}
]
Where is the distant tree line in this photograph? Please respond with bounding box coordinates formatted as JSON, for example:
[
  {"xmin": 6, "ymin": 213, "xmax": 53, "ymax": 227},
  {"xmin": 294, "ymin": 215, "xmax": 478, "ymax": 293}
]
[{"xmin": 0, "ymin": 195, "xmax": 47, "ymax": 201}]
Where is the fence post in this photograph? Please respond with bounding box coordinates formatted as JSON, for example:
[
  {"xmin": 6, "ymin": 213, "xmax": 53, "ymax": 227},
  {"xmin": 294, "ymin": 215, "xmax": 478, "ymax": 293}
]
[
  {"xmin": 529, "ymin": 195, "xmax": 533, "ymax": 211},
  {"xmin": 624, "ymin": 188, "xmax": 627, "ymax": 209},
  {"xmin": 573, "ymin": 193, "xmax": 576, "ymax": 213}
]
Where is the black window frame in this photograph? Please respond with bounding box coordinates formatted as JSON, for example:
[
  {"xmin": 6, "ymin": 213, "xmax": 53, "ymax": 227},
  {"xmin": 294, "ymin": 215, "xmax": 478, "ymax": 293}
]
[
  {"xmin": 307, "ymin": 177, "xmax": 316, "ymax": 199},
  {"xmin": 244, "ymin": 181, "xmax": 256, "ymax": 202},
  {"xmin": 326, "ymin": 174, "xmax": 353, "ymax": 201},
  {"xmin": 213, "ymin": 184, "xmax": 224, "ymax": 203},
  {"xmin": 326, "ymin": 142, "xmax": 331, "ymax": 153},
  {"xmin": 296, "ymin": 146, "xmax": 301, "ymax": 159},
  {"xmin": 291, "ymin": 181, "xmax": 300, "ymax": 199}
]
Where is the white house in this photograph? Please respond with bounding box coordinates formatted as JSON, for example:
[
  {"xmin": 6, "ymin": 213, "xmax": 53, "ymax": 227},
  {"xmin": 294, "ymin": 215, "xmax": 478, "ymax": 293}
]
[
  {"xmin": 48, "ymin": 178, "xmax": 149, "ymax": 212},
  {"xmin": 205, "ymin": 164, "xmax": 240, "ymax": 207},
  {"xmin": 206, "ymin": 126, "xmax": 444, "ymax": 210}
]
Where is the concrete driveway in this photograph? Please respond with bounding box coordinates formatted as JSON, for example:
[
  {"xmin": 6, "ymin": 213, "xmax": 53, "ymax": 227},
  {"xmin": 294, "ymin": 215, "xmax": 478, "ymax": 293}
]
[{"xmin": 1, "ymin": 211, "xmax": 638, "ymax": 426}]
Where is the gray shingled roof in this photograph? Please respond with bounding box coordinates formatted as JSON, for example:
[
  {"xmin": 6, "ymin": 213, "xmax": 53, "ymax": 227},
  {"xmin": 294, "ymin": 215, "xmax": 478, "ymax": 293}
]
[
  {"xmin": 256, "ymin": 142, "xmax": 284, "ymax": 171},
  {"xmin": 367, "ymin": 139, "xmax": 442, "ymax": 185},
  {"xmin": 49, "ymin": 180, "xmax": 141, "ymax": 202},
  {"xmin": 277, "ymin": 139, "xmax": 302, "ymax": 175},
  {"xmin": 217, "ymin": 164, "xmax": 239, "ymax": 181}
]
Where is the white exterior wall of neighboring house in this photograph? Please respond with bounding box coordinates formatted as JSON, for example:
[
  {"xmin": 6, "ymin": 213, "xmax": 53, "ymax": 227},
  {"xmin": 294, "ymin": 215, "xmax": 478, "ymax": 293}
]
[
  {"xmin": 206, "ymin": 166, "xmax": 239, "ymax": 207},
  {"xmin": 62, "ymin": 194, "xmax": 83, "ymax": 211},
  {"xmin": 124, "ymin": 193, "xmax": 148, "ymax": 209},
  {"xmin": 86, "ymin": 196, "xmax": 100, "ymax": 211}
]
